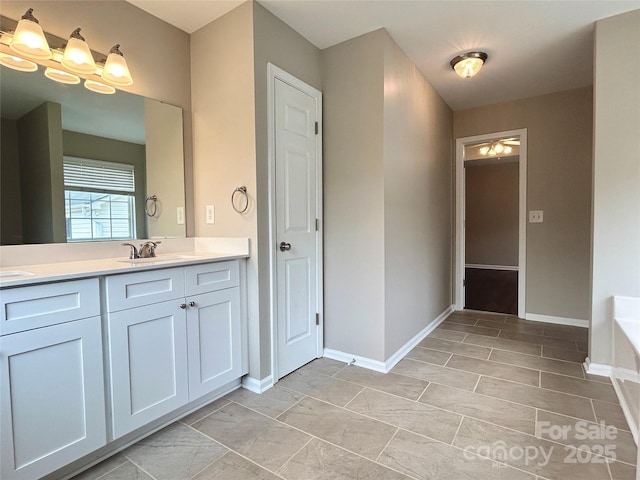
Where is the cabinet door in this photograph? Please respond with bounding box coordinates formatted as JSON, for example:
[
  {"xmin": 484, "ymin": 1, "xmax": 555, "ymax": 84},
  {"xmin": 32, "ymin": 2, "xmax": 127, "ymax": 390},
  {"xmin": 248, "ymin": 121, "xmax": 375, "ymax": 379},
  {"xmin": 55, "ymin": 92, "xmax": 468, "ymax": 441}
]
[
  {"xmin": 187, "ymin": 288, "xmax": 241, "ymax": 401},
  {"xmin": 108, "ymin": 301, "xmax": 188, "ymax": 438},
  {"xmin": 0, "ymin": 317, "xmax": 106, "ymax": 480}
]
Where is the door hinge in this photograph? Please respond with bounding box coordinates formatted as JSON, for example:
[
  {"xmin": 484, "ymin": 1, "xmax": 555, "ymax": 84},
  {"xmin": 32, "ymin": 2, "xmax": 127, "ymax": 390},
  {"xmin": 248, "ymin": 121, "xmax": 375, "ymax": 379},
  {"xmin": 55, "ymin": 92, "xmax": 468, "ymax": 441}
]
[
  {"xmin": 315, "ymin": 122, "xmax": 319, "ymax": 135},
  {"xmin": 315, "ymin": 313, "xmax": 320, "ymax": 325},
  {"xmin": 315, "ymin": 218, "xmax": 319, "ymax": 231}
]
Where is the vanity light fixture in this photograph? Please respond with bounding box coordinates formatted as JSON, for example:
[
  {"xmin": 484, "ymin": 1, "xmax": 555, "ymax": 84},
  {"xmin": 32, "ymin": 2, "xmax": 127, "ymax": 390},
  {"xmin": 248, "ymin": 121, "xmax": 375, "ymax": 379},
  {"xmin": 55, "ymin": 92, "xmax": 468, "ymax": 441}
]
[
  {"xmin": 101, "ymin": 44, "xmax": 133, "ymax": 87},
  {"xmin": 9, "ymin": 8, "xmax": 51, "ymax": 60},
  {"xmin": 84, "ymin": 79, "xmax": 115, "ymax": 94},
  {"xmin": 479, "ymin": 141, "xmax": 512, "ymax": 156},
  {"xmin": 61, "ymin": 28, "xmax": 96, "ymax": 75},
  {"xmin": 44, "ymin": 66, "xmax": 80, "ymax": 84},
  {"xmin": 450, "ymin": 51, "xmax": 488, "ymax": 79}
]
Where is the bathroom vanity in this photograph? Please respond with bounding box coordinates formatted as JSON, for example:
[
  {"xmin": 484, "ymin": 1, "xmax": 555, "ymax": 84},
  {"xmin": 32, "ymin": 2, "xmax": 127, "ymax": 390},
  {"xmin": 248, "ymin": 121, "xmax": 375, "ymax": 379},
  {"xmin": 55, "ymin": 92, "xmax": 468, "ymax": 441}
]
[{"xmin": 0, "ymin": 241, "xmax": 249, "ymax": 480}]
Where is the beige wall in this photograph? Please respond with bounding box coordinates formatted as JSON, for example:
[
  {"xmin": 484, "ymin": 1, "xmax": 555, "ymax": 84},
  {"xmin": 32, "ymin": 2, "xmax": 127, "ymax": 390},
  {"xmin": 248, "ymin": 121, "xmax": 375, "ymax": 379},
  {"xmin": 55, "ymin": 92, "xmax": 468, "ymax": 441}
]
[
  {"xmin": 1, "ymin": 1, "xmax": 194, "ymax": 234},
  {"xmin": 1, "ymin": 119, "xmax": 23, "ymax": 244},
  {"xmin": 590, "ymin": 10, "xmax": 640, "ymax": 366},
  {"xmin": 382, "ymin": 33, "xmax": 453, "ymax": 358},
  {"xmin": 465, "ymin": 161, "xmax": 519, "ymax": 266},
  {"xmin": 454, "ymin": 87, "xmax": 593, "ymax": 321},
  {"xmin": 322, "ymin": 30, "xmax": 386, "ymax": 361}
]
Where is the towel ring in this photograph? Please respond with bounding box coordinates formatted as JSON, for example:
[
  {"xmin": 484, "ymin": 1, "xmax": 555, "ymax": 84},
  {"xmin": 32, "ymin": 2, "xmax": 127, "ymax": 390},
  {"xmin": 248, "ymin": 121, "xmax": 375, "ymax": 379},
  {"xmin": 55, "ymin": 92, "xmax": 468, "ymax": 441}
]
[
  {"xmin": 145, "ymin": 195, "xmax": 158, "ymax": 217},
  {"xmin": 231, "ymin": 186, "xmax": 249, "ymax": 214}
]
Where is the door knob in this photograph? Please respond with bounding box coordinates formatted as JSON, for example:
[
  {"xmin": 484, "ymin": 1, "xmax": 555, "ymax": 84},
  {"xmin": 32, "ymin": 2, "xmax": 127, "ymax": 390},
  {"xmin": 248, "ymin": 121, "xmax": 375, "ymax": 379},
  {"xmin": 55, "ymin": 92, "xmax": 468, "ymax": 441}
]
[
  {"xmin": 179, "ymin": 303, "xmax": 187, "ymax": 309},
  {"xmin": 279, "ymin": 241, "xmax": 292, "ymax": 252},
  {"xmin": 188, "ymin": 301, "xmax": 196, "ymax": 307}
]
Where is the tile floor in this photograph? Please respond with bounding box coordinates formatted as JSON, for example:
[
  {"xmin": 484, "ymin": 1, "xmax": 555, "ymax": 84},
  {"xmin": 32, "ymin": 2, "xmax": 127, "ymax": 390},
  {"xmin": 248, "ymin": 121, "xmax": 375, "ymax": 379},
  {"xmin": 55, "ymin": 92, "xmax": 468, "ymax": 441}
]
[{"xmin": 73, "ymin": 310, "xmax": 637, "ymax": 480}]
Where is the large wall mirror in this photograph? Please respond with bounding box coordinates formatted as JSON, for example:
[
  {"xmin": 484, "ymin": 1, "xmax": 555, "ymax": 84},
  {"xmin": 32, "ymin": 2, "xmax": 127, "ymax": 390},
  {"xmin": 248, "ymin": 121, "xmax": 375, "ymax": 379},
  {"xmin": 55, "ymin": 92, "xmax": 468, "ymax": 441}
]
[{"xmin": 1, "ymin": 64, "xmax": 186, "ymax": 245}]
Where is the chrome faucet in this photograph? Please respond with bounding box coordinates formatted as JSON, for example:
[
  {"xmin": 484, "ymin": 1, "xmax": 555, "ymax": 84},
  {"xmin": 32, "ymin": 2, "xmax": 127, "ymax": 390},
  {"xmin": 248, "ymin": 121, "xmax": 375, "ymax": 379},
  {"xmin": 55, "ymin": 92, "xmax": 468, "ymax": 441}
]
[
  {"xmin": 121, "ymin": 243, "xmax": 140, "ymax": 259},
  {"xmin": 139, "ymin": 241, "xmax": 161, "ymax": 258}
]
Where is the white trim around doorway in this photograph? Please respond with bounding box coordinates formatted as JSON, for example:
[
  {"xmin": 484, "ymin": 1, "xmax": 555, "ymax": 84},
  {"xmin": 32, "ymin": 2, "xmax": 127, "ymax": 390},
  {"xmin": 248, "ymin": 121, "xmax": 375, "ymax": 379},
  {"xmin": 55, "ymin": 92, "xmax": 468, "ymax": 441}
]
[{"xmin": 455, "ymin": 129, "xmax": 528, "ymax": 319}]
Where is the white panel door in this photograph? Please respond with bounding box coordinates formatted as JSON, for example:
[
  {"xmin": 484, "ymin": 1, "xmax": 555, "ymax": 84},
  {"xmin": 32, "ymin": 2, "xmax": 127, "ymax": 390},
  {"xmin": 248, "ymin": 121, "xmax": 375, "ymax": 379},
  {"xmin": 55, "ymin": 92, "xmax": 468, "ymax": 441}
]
[
  {"xmin": 186, "ymin": 288, "xmax": 241, "ymax": 400},
  {"xmin": 108, "ymin": 301, "xmax": 188, "ymax": 438},
  {"xmin": 0, "ymin": 317, "xmax": 106, "ymax": 480},
  {"xmin": 275, "ymin": 77, "xmax": 320, "ymax": 378}
]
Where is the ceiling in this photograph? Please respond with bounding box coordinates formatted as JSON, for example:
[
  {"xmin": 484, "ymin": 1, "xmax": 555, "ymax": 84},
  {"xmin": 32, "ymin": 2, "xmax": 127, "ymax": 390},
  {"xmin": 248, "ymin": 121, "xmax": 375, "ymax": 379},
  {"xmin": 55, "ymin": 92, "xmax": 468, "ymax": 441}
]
[{"xmin": 127, "ymin": 0, "xmax": 640, "ymax": 110}]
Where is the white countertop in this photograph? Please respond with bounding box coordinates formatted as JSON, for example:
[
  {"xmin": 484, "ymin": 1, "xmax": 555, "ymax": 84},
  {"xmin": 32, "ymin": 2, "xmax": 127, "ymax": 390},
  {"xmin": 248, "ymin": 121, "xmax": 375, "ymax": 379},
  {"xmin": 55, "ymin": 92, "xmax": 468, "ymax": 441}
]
[{"xmin": 0, "ymin": 251, "xmax": 249, "ymax": 288}]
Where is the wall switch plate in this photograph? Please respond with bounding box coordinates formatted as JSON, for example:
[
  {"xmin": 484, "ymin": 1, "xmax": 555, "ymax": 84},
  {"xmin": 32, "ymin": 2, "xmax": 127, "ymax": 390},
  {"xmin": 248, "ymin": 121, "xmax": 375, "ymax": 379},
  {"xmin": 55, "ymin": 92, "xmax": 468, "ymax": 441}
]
[
  {"xmin": 529, "ymin": 210, "xmax": 544, "ymax": 223},
  {"xmin": 206, "ymin": 205, "xmax": 215, "ymax": 224},
  {"xmin": 176, "ymin": 207, "xmax": 184, "ymax": 225}
]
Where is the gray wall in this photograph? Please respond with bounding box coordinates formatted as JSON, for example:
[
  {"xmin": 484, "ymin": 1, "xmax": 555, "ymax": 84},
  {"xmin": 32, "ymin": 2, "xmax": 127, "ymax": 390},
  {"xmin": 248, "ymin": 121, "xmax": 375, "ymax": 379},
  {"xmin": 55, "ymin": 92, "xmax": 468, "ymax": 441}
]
[
  {"xmin": 323, "ymin": 29, "xmax": 453, "ymax": 362},
  {"xmin": 590, "ymin": 9, "xmax": 640, "ymax": 366},
  {"xmin": 454, "ymin": 87, "xmax": 593, "ymax": 321},
  {"xmin": 2, "ymin": 1, "xmax": 194, "ymax": 234},
  {"xmin": 465, "ymin": 161, "xmax": 519, "ymax": 267},
  {"xmin": 1, "ymin": 119, "xmax": 23, "ymax": 244}
]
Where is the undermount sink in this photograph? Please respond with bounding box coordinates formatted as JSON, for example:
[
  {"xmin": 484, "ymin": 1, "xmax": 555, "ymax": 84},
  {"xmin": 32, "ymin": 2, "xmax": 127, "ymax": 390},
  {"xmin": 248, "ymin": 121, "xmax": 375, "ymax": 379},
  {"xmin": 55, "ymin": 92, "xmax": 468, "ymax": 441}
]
[
  {"xmin": 118, "ymin": 255, "xmax": 200, "ymax": 264},
  {"xmin": 0, "ymin": 270, "xmax": 34, "ymax": 278}
]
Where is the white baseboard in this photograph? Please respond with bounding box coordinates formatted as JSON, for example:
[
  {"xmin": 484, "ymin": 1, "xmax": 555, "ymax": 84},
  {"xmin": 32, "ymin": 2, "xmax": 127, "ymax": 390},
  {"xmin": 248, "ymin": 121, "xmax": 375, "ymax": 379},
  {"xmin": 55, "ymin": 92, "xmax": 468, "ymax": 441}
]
[
  {"xmin": 583, "ymin": 357, "xmax": 612, "ymax": 377},
  {"xmin": 324, "ymin": 304, "xmax": 455, "ymax": 374},
  {"xmin": 241, "ymin": 375, "xmax": 273, "ymax": 393},
  {"xmin": 611, "ymin": 375, "xmax": 639, "ymax": 446},
  {"xmin": 525, "ymin": 312, "xmax": 589, "ymax": 328}
]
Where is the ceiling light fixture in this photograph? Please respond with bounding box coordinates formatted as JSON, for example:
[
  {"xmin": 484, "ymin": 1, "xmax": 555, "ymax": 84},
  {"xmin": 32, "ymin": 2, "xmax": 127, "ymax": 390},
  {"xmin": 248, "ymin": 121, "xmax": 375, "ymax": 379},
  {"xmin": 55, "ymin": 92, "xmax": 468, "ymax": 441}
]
[
  {"xmin": 450, "ymin": 51, "xmax": 488, "ymax": 79},
  {"xmin": 479, "ymin": 141, "xmax": 513, "ymax": 157},
  {"xmin": 0, "ymin": 9, "xmax": 134, "ymax": 93}
]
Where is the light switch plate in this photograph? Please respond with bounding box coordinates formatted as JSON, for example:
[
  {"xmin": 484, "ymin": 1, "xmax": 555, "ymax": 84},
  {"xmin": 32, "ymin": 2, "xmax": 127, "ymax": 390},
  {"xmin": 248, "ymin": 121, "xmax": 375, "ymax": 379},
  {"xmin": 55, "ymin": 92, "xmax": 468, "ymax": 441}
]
[
  {"xmin": 206, "ymin": 205, "xmax": 215, "ymax": 224},
  {"xmin": 177, "ymin": 207, "xmax": 184, "ymax": 225},
  {"xmin": 529, "ymin": 210, "xmax": 544, "ymax": 223}
]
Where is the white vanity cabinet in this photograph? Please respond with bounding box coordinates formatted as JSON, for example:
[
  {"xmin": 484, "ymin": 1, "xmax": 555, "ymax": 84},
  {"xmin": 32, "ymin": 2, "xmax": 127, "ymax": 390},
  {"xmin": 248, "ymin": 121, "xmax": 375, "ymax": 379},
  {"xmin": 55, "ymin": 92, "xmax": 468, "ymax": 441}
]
[
  {"xmin": 106, "ymin": 261, "xmax": 243, "ymax": 438},
  {"xmin": 0, "ymin": 279, "xmax": 107, "ymax": 480}
]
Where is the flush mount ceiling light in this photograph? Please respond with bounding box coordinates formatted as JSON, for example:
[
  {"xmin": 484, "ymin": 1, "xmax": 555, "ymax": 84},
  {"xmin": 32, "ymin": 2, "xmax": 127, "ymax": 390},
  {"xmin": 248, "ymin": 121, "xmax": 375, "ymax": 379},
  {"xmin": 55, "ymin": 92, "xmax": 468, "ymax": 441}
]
[
  {"xmin": 450, "ymin": 51, "xmax": 488, "ymax": 79},
  {"xmin": 9, "ymin": 8, "xmax": 51, "ymax": 60}
]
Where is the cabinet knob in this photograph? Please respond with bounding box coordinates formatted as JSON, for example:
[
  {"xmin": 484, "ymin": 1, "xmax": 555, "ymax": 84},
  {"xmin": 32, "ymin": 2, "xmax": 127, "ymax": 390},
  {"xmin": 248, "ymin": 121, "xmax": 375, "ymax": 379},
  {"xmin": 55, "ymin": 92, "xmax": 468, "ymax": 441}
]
[
  {"xmin": 179, "ymin": 303, "xmax": 187, "ymax": 309},
  {"xmin": 188, "ymin": 301, "xmax": 196, "ymax": 307}
]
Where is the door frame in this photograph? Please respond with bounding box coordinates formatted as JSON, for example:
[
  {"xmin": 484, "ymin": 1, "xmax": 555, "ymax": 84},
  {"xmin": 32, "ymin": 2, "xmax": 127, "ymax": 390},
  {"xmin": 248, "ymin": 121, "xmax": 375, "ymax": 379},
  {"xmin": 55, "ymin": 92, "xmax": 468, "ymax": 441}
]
[
  {"xmin": 267, "ymin": 63, "xmax": 323, "ymax": 382},
  {"xmin": 454, "ymin": 128, "xmax": 527, "ymax": 318}
]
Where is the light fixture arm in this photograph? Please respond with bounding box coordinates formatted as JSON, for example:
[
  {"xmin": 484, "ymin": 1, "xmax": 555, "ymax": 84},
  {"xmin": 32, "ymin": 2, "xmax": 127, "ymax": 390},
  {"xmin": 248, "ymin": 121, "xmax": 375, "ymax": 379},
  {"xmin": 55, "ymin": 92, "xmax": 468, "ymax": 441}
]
[
  {"xmin": 21, "ymin": 8, "xmax": 39, "ymax": 23},
  {"xmin": 69, "ymin": 28, "xmax": 85, "ymax": 41},
  {"xmin": 109, "ymin": 44, "xmax": 124, "ymax": 56}
]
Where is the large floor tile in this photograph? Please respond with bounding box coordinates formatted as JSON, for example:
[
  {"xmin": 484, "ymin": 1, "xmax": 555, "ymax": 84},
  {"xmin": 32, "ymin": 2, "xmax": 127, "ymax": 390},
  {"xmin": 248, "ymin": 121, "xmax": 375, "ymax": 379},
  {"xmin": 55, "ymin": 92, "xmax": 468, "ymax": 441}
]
[
  {"xmin": 70, "ymin": 454, "xmax": 129, "ymax": 480},
  {"xmin": 438, "ymin": 322, "xmax": 500, "ymax": 337},
  {"xmin": 193, "ymin": 403, "xmax": 310, "ymax": 471},
  {"xmin": 475, "ymin": 377, "xmax": 596, "ymax": 421},
  {"xmin": 392, "ymin": 358, "xmax": 480, "ymax": 391},
  {"xmin": 378, "ymin": 429, "xmax": 534, "ymax": 480},
  {"xmin": 444, "ymin": 315, "xmax": 479, "ymax": 326},
  {"xmin": 542, "ymin": 346, "xmax": 587, "ymax": 363},
  {"xmin": 446, "ymin": 354, "xmax": 540, "ymax": 387},
  {"xmin": 540, "ymin": 372, "xmax": 619, "ymax": 403},
  {"xmin": 454, "ymin": 417, "xmax": 611, "ymax": 479},
  {"xmin": 181, "ymin": 397, "xmax": 232, "ymax": 426},
  {"xmin": 418, "ymin": 383, "xmax": 537, "ymax": 435},
  {"xmin": 536, "ymin": 410, "xmax": 637, "ymax": 465},
  {"xmin": 593, "ymin": 400, "xmax": 633, "ymax": 432},
  {"xmin": 406, "ymin": 346, "xmax": 452, "ymax": 366},
  {"xmin": 475, "ymin": 319, "xmax": 545, "ymax": 336},
  {"xmin": 543, "ymin": 324, "xmax": 589, "ymax": 342},
  {"xmin": 124, "ymin": 423, "xmax": 227, "ymax": 480},
  {"xmin": 277, "ymin": 368, "xmax": 363, "ymax": 407},
  {"xmin": 419, "ymin": 336, "xmax": 492, "ymax": 360},
  {"xmin": 346, "ymin": 388, "xmax": 462, "ymax": 443},
  {"xmin": 278, "ymin": 438, "xmax": 410, "ymax": 480},
  {"xmin": 226, "ymin": 384, "xmax": 304, "ymax": 418},
  {"xmin": 193, "ymin": 452, "xmax": 281, "ymax": 480},
  {"xmin": 463, "ymin": 334, "xmax": 542, "ymax": 356},
  {"xmin": 92, "ymin": 462, "xmax": 153, "ymax": 480},
  {"xmin": 429, "ymin": 329, "xmax": 468, "ymax": 342},
  {"xmin": 334, "ymin": 365, "xmax": 429, "ymax": 400},
  {"xmin": 498, "ymin": 331, "xmax": 578, "ymax": 350},
  {"xmin": 300, "ymin": 357, "xmax": 347, "ymax": 376},
  {"xmin": 488, "ymin": 349, "xmax": 584, "ymax": 378},
  {"xmin": 609, "ymin": 459, "xmax": 637, "ymax": 480},
  {"xmin": 277, "ymin": 396, "xmax": 397, "ymax": 460}
]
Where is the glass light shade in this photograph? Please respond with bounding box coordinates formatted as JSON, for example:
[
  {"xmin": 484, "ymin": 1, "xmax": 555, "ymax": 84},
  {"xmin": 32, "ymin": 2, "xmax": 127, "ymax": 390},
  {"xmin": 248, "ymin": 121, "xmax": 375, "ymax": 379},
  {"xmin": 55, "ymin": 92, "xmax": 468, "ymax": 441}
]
[
  {"xmin": 0, "ymin": 52, "xmax": 38, "ymax": 72},
  {"xmin": 44, "ymin": 67, "xmax": 80, "ymax": 84},
  {"xmin": 494, "ymin": 142, "xmax": 504, "ymax": 153},
  {"xmin": 84, "ymin": 79, "xmax": 115, "ymax": 94},
  {"xmin": 479, "ymin": 146, "xmax": 489, "ymax": 155},
  {"xmin": 453, "ymin": 57, "xmax": 484, "ymax": 78},
  {"xmin": 10, "ymin": 11, "xmax": 51, "ymax": 60},
  {"xmin": 101, "ymin": 45, "xmax": 133, "ymax": 86},
  {"xmin": 504, "ymin": 146, "xmax": 513, "ymax": 154},
  {"xmin": 61, "ymin": 32, "xmax": 96, "ymax": 75}
]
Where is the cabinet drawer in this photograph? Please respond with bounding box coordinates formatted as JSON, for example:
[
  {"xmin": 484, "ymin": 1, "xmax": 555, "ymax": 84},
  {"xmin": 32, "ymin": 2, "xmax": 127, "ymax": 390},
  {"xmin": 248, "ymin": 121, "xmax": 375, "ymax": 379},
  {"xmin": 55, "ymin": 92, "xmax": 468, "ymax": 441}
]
[
  {"xmin": 185, "ymin": 261, "xmax": 239, "ymax": 295},
  {"xmin": 105, "ymin": 268, "xmax": 185, "ymax": 312},
  {"xmin": 1, "ymin": 279, "xmax": 100, "ymax": 336}
]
